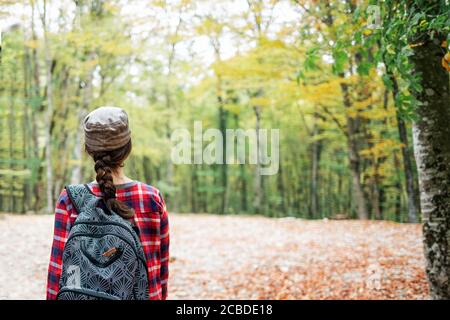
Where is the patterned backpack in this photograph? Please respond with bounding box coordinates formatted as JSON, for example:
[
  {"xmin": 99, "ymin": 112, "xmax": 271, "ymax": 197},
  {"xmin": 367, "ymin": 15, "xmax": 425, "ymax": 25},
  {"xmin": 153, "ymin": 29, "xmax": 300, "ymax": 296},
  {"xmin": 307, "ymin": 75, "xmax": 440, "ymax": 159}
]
[{"xmin": 56, "ymin": 184, "xmax": 149, "ymax": 300}]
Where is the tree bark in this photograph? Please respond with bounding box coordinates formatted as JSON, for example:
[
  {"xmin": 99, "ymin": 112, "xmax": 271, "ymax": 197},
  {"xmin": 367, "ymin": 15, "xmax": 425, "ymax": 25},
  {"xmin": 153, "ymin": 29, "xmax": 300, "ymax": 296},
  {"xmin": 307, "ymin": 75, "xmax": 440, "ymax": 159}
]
[
  {"xmin": 40, "ymin": 1, "xmax": 54, "ymax": 214},
  {"xmin": 30, "ymin": 1, "xmax": 42, "ymax": 211},
  {"xmin": 393, "ymin": 151, "xmax": 403, "ymax": 222},
  {"xmin": 217, "ymin": 86, "xmax": 228, "ymax": 214},
  {"xmin": 410, "ymin": 35, "xmax": 450, "ymax": 299},
  {"xmin": 277, "ymin": 152, "xmax": 286, "ymax": 216},
  {"xmin": 253, "ymin": 105, "xmax": 263, "ymax": 214},
  {"xmin": 340, "ymin": 78, "xmax": 369, "ymax": 220},
  {"xmin": 397, "ymin": 111, "xmax": 420, "ymax": 223},
  {"xmin": 9, "ymin": 64, "xmax": 17, "ymax": 212},
  {"xmin": 235, "ymin": 114, "xmax": 248, "ymax": 213},
  {"xmin": 70, "ymin": 79, "xmax": 91, "ymax": 185},
  {"xmin": 386, "ymin": 69, "xmax": 420, "ymax": 223},
  {"xmin": 310, "ymin": 113, "xmax": 322, "ymax": 218},
  {"xmin": 163, "ymin": 34, "xmax": 180, "ymax": 213},
  {"xmin": 44, "ymin": 55, "xmax": 54, "ymax": 213},
  {"xmin": 191, "ymin": 165, "xmax": 198, "ymax": 213}
]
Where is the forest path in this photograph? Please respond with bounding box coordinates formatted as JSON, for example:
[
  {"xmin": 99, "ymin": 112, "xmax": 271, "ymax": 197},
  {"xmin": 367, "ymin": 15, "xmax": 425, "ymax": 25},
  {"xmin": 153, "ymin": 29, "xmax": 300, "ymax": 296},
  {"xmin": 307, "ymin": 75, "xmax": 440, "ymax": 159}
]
[{"xmin": 0, "ymin": 213, "xmax": 428, "ymax": 299}]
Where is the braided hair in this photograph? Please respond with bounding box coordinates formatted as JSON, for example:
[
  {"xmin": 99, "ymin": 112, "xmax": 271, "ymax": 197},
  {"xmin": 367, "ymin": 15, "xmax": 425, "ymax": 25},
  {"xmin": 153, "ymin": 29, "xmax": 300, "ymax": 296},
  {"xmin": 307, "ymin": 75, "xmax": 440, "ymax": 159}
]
[{"xmin": 85, "ymin": 140, "xmax": 134, "ymax": 219}]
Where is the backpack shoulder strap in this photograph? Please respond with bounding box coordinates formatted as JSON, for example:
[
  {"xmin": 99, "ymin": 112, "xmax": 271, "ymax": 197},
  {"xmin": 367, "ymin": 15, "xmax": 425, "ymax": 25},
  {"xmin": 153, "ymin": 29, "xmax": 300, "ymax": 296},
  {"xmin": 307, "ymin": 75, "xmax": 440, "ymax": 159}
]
[{"xmin": 65, "ymin": 184, "xmax": 97, "ymax": 214}]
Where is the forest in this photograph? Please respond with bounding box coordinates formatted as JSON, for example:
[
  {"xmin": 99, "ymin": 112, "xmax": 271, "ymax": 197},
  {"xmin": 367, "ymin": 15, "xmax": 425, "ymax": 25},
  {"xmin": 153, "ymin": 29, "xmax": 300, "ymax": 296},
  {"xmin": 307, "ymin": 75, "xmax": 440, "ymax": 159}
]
[{"xmin": 0, "ymin": 0, "xmax": 449, "ymax": 299}]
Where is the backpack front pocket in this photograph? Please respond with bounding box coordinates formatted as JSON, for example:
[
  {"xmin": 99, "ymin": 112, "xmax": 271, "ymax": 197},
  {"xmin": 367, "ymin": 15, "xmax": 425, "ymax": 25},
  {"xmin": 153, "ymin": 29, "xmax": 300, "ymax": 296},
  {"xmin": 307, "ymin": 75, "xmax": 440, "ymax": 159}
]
[{"xmin": 80, "ymin": 239, "xmax": 124, "ymax": 268}]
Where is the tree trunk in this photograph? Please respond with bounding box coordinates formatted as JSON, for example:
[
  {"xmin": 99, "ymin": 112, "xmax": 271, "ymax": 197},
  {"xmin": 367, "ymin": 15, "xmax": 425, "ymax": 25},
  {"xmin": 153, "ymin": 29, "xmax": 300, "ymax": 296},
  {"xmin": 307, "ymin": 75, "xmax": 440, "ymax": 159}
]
[
  {"xmin": 70, "ymin": 77, "xmax": 91, "ymax": 185},
  {"xmin": 277, "ymin": 153, "xmax": 286, "ymax": 216},
  {"xmin": 410, "ymin": 35, "xmax": 450, "ymax": 300},
  {"xmin": 9, "ymin": 68, "xmax": 17, "ymax": 212},
  {"xmin": 142, "ymin": 156, "xmax": 152, "ymax": 182},
  {"xmin": 253, "ymin": 105, "xmax": 263, "ymax": 214},
  {"xmin": 336, "ymin": 159, "xmax": 343, "ymax": 214},
  {"xmin": 53, "ymin": 69, "xmax": 72, "ymax": 196},
  {"xmin": 393, "ymin": 151, "xmax": 403, "ymax": 222},
  {"xmin": 388, "ymin": 70, "xmax": 420, "ymax": 223},
  {"xmin": 30, "ymin": 1, "xmax": 42, "ymax": 211},
  {"xmin": 310, "ymin": 113, "xmax": 322, "ymax": 218},
  {"xmin": 163, "ymin": 39, "xmax": 178, "ymax": 213},
  {"xmin": 240, "ymin": 164, "xmax": 248, "ymax": 212},
  {"xmin": 42, "ymin": 15, "xmax": 54, "ymax": 214},
  {"xmin": 397, "ymin": 113, "xmax": 420, "ymax": 223},
  {"xmin": 23, "ymin": 47, "xmax": 33, "ymax": 212},
  {"xmin": 370, "ymin": 173, "xmax": 382, "ymax": 220},
  {"xmin": 44, "ymin": 67, "xmax": 53, "ymax": 212},
  {"xmin": 235, "ymin": 114, "xmax": 248, "ymax": 213},
  {"xmin": 217, "ymin": 92, "xmax": 228, "ymax": 214},
  {"xmin": 340, "ymin": 78, "xmax": 369, "ymax": 220},
  {"xmin": 191, "ymin": 165, "xmax": 198, "ymax": 213}
]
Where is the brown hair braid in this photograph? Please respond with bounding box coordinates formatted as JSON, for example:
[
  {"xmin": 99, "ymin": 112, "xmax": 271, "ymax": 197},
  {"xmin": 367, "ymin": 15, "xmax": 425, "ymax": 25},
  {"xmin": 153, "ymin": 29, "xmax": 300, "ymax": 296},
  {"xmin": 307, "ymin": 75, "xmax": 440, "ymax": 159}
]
[{"xmin": 85, "ymin": 140, "xmax": 134, "ymax": 219}]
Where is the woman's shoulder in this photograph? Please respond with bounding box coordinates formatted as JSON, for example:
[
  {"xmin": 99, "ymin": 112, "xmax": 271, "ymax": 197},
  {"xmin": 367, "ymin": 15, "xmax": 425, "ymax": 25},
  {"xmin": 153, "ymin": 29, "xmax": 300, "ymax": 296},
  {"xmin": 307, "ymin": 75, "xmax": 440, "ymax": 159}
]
[
  {"xmin": 134, "ymin": 181, "xmax": 158, "ymax": 194},
  {"xmin": 54, "ymin": 188, "xmax": 78, "ymax": 219},
  {"xmin": 132, "ymin": 181, "xmax": 166, "ymax": 213}
]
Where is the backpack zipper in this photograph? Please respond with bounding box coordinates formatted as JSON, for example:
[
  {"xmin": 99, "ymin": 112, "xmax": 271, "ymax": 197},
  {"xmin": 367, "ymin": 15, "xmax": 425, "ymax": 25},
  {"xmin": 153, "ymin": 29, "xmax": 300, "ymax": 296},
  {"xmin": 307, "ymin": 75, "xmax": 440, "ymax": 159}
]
[
  {"xmin": 57, "ymin": 287, "xmax": 121, "ymax": 300},
  {"xmin": 80, "ymin": 240, "xmax": 124, "ymax": 268}
]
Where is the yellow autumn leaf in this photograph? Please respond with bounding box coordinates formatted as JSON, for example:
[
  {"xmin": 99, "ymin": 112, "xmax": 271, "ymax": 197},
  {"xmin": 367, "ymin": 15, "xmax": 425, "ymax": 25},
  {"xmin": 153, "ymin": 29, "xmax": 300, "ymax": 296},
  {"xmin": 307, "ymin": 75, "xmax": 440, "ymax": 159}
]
[
  {"xmin": 445, "ymin": 52, "xmax": 450, "ymax": 62},
  {"xmin": 24, "ymin": 40, "xmax": 39, "ymax": 49},
  {"xmin": 250, "ymin": 97, "xmax": 271, "ymax": 107},
  {"xmin": 419, "ymin": 20, "xmax": 428, "ymax": 28},
  {"xmin": 442, "ymin": 54, "xmax": 450, "ymax": 72},
  {"xmin": 362, "ymin": 29, "xmax": 372, "ymax": 36},
  {"xmin": 409, "ymin": 42, "xmax": 425, "ymax": 48}
]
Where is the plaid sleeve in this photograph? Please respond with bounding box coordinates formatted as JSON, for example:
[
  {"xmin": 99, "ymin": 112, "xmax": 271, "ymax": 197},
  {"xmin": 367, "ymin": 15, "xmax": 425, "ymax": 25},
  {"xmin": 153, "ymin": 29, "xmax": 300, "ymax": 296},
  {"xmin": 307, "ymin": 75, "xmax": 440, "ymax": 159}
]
[
  {"xmin": 159, "ymin": 191, "xmax": 169, "ymax": 300},
  {"xmin": 46, "ymin": 189, "xmax": 71, "ymax": 300}
]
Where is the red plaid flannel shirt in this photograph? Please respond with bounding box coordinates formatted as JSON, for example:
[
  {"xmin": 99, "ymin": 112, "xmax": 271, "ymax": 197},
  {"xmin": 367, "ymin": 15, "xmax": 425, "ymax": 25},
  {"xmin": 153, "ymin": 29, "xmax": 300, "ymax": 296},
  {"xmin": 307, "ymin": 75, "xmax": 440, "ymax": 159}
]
[{"xmin": 46, "ymin": 181, "xmax": 169, "ymax": 300}]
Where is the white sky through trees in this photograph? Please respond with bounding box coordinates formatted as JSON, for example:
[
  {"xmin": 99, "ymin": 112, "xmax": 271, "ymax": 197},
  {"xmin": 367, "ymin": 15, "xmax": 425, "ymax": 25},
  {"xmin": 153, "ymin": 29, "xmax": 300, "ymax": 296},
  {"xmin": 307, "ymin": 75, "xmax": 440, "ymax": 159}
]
[{"xmin": 1, "ymin": 0, "xmax": 301, "ymax": 74}]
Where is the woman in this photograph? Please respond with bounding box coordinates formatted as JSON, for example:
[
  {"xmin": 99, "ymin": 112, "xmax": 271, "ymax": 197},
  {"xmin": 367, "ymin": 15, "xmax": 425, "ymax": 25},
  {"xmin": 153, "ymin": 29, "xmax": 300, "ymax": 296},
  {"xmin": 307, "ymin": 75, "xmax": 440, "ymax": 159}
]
[{"xmin": 46, "ymin": 106, "xmax": 169, "ymax": 300}]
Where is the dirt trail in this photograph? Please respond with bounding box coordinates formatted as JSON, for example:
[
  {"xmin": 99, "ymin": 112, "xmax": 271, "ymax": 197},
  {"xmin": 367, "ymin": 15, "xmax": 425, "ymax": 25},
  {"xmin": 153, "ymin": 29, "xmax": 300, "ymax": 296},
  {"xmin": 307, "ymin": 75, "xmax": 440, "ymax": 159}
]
[{"xmin": 0, "ymin": 213, "xmax": 428, "ymax": 299}]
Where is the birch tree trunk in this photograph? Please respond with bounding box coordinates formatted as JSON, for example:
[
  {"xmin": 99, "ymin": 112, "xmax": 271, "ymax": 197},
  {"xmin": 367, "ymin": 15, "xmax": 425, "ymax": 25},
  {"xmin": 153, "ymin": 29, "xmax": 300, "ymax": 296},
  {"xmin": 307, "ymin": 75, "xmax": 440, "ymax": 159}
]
[
  {"xmin": 70, "ymin": 110, "xmax": 85, "ymax": 184},
  {"xmin": 164, "ymin": 26, "xmax": 180, "ymax": 213},
  {"xmin": 30, "ymin": 1, "xmax": 42, "ymax": 211},
  {"xmin": 40, "ymin": 0, "xmax": 54, "ymax": 213},
  {"xmin": 410, "ymin": 35, "xmax": 450, "ymax": 299},
  {"xmin": 71, "ymin": 64, "xmax": 93, "ymax": 184}
]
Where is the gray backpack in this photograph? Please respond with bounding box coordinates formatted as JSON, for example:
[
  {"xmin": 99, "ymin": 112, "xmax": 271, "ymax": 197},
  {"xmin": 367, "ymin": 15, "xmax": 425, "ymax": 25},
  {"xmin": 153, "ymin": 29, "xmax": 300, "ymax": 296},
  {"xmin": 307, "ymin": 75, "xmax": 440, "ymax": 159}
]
[{"xmin": 56, "ymin": 184, "xmax": 149, "ymax": 300}]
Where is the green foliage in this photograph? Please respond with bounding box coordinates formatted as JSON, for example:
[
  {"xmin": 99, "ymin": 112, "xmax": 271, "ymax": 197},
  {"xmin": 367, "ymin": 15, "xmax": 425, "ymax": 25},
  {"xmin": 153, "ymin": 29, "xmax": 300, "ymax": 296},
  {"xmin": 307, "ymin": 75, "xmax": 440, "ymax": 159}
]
[
  {"xmin": 371, "ymin": 0, "xmax": 450, "ymax": 118},
  {"xmin": 0, "ymin": 0, "xmax": 436, "ymax": 222}
]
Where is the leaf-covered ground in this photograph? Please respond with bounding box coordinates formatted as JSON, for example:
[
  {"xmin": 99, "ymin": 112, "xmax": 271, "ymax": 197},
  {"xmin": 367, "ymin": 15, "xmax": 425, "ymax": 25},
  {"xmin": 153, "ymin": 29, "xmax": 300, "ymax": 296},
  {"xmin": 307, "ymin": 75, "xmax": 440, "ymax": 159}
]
[{"xmin": 0, "ymin": 213, "xmax": 428, "ymax": 299}]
